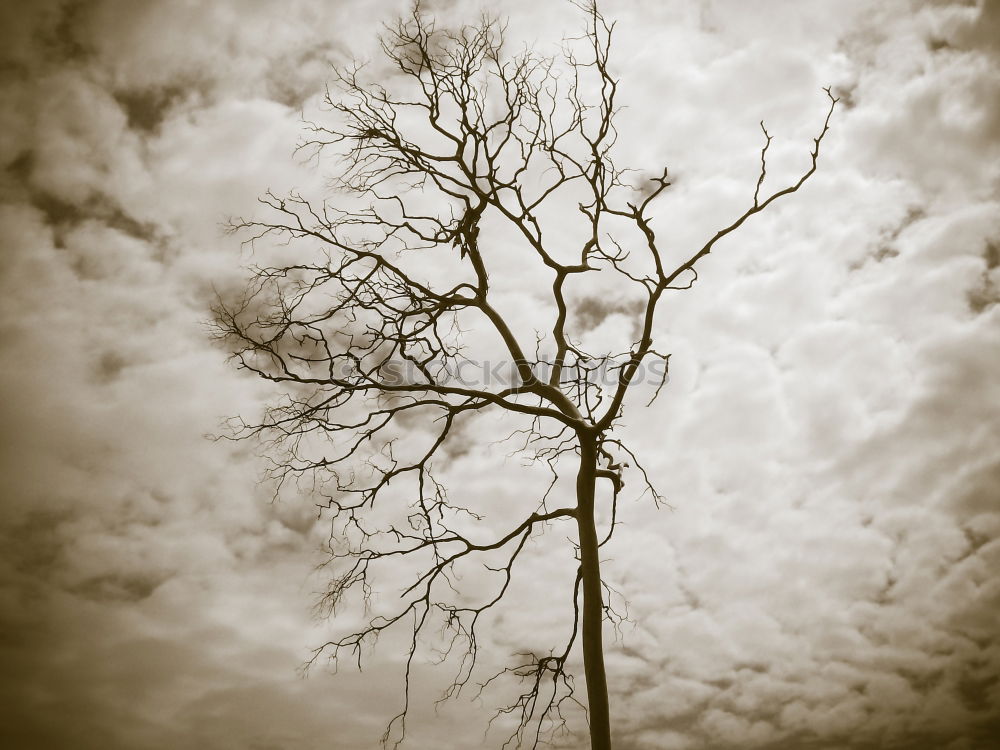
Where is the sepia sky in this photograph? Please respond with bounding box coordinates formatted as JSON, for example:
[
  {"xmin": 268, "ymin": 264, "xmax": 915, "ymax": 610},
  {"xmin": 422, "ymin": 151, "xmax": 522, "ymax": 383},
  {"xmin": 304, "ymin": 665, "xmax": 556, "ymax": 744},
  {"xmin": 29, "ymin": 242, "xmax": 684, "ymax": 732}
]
[{"xmin": 1, "ymin": 1, "xmax": 999, "ymax": 748}]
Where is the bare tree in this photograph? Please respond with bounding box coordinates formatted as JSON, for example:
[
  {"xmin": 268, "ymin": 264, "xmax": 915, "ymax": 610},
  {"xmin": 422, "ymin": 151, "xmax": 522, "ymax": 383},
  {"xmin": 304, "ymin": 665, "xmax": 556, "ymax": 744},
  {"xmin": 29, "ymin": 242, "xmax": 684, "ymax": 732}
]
[{"xmin": 214, "ymin": 3, "xmax": 836, "ymax": 748}]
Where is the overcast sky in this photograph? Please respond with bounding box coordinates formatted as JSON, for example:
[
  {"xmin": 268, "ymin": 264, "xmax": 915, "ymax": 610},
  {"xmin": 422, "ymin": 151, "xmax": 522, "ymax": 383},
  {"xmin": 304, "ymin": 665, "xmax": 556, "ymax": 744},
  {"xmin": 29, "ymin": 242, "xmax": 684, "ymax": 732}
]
[{"xmin": 1, "ymin": 1, "xmax": 999, "ymax": 749}]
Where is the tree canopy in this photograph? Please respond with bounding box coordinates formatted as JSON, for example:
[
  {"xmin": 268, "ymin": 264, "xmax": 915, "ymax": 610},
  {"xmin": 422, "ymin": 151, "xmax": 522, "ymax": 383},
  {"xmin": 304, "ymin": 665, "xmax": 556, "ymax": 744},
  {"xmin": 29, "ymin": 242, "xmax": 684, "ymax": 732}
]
[{"xmin": 214, "ymin": 3, "xmax": 835, "ymax": 747}]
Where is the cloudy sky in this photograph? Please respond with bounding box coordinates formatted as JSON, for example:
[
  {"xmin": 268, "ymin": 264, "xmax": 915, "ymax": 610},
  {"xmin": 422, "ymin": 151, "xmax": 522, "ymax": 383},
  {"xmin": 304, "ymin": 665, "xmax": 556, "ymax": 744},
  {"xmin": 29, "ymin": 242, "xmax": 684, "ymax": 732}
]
[{"xmin": 1, "ymin": 0, "xmax": 999, "ymax": 748}]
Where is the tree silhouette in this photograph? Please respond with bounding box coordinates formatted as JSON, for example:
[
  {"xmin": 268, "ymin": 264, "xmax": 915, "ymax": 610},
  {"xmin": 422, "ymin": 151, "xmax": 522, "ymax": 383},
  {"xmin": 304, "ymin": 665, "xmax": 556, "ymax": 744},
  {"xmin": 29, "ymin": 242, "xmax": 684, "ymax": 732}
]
[{"xmin": 213, "ymin": 3, "xmax": 836, "ymax": 748}]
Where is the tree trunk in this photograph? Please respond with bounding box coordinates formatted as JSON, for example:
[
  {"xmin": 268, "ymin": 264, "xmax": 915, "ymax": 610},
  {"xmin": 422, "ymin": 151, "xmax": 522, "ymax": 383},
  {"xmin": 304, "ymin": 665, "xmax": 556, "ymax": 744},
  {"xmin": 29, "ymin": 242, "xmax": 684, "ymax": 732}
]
[{"xmin": 576, "ymin": 436, "xmax": 611, "ymax": 750}]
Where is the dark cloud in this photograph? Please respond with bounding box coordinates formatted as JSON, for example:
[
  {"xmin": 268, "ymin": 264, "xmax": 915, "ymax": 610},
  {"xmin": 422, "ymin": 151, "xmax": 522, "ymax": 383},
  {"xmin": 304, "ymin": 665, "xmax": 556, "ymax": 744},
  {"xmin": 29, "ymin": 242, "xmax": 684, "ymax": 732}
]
[
  {"xmin": 4, "ymin": 150, "xmax": 159, "ymax": 248},
  {"xmin": 42, "ymin": 0, "xmax": 92, "ymax": 62},
  {"xmin": 967, "ymin": 274, "xmax": 999, "ymax": 312},
  {"xmin": 967, "ymin": 239, "xmax": 1000, "ymax": 312},
  {"xmin": 575, "ymin": 295, "xmax": 646, "ymax": 332},
  {"xmin": 850, "ymin": 205, "xmax": 925, "ymax": 270},
  {"xmin": 951, "ymin": 0, "xmax": 1000, "ymax": 55},
  {"xmin": 113, "ymin": 84, "xmax": 190, "ymax": 133}
]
